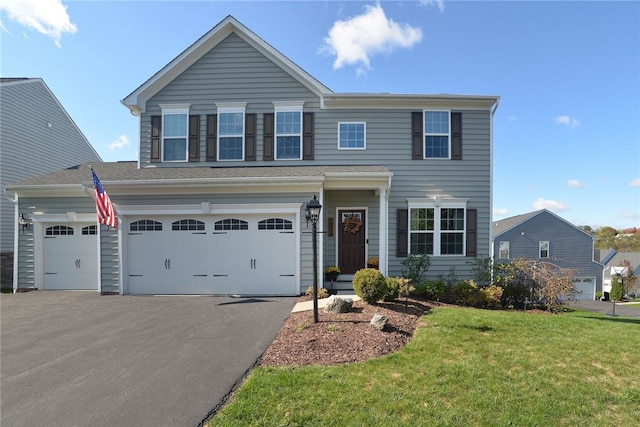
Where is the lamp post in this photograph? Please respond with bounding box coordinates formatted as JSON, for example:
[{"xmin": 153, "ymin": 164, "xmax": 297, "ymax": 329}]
[
  {"xmin": 613, "ymin": 272, "xmax": 621, "ymax": 316},
  {"xmin": 306, "ymin": 195, "xmax": 322, "ymax": 323}
]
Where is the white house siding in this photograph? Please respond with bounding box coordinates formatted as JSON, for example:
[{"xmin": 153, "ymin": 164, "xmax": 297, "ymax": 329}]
[{"xmin": 0, "ymin": 79, "xmax": 100, "ymax": 288}]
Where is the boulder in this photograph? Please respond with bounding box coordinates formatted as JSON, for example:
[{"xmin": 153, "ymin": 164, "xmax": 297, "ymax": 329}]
[
  {"xmin": 370, "ymin": 314, "xmax": 388, "ymax": 331},
  {"xmin": 324, "ymin": 295, "xmax": 353, "ymax": 314}
]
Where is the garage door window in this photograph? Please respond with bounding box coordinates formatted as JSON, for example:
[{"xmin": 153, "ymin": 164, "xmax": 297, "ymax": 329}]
[
  {"xmin": 258, "ymin": 218, "xmax": 293, "ymax": 230},
  {"xmin": 46, "ymin": 225, "xmax": 74, "ymax": 235},
  {"xmin": 215, "ymin": 218, "xmax": 248, "ymax": 230},
  {"xmin": 82, "ymin": 225, "xmax": 97, "ymax": 235},
  {"xmin": 172, "ymin": 219, "xmax": 205, "ymax": 231},
  {"xmin": 130, "ymin": 220, "xmax": 163, "ymax": 231}
]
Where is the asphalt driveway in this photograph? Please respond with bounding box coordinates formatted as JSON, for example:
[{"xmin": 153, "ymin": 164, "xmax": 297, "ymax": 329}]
[{"xmin": 1, "ymin": 291, "xmax": 296, "ymax": 427}]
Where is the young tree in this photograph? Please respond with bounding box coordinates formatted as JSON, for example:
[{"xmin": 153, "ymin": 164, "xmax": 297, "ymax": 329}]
[{"xmin": 510, "ymin": 258, "xmax": 578, "ymax": 313}]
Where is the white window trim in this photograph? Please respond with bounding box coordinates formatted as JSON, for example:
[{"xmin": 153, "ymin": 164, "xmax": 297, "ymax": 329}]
[
  {"xmin": 160, "ymin": 104, "xmax": 190, "ymax": 163},
  {"xmin": 216, "ymin": 103, "xmax": 246, "ymax": 161},
  {"xmin": 424, "ymin": 109, "xmax": 451, "ymax": 160},
  {"xmin": 338, "ymin": 122, "xmax": 366, "ymax": 150},
  {"xmin": 499, "ymin": 241, "xmax": 510, "ymax": 259},
  {"xmin": 539, "ymin": 241, "xmax": 550, "ymax": 258},
  {"xmin": 407, "ymin": 197, "xmax": 467, "ymax": 257},
  {"xmin": 274, "ymin": 102, "xmax": 304, "ymax": 160}
]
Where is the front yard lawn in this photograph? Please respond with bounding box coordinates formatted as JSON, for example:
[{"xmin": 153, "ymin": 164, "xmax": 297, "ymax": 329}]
[{"xmin": 210, "ymin": 307, "xmax": 640, "ymax": 426}]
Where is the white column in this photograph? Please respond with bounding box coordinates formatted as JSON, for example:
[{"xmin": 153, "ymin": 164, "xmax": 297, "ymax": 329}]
[{"xmin": 378, "ymin": 186, "xmax": 388, "ymax": 276}]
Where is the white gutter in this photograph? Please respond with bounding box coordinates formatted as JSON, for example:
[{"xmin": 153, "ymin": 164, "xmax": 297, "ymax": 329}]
[{"xmin": 489, "ymin": 97, "xmax": 500, "ymax": 258}]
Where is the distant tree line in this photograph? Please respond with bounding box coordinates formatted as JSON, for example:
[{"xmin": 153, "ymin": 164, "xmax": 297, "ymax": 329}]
[{"xmin": 579, "ymin": 226, "xmax": 640, "ymax": 251}]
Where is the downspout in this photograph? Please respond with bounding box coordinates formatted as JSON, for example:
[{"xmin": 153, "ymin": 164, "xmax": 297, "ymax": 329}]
[
  {"xmin": 11, "ymin": 192, "xmax": 19, "ymax": 293},
  {"xmin": 489, "ymin": 98, "xmax": 500, "ymax": 260}
]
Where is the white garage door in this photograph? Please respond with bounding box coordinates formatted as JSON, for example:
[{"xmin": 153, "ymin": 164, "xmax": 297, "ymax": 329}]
[
  {"xmin": 43, "ymin": 224, "xmax": 98, "ymax": 290},
  {"xmin": 126, "ymin": 215, "xmax": 297, "ymax": 295},
  {"xmin": 573, "ymin": 277, "xmax": 595, "ymax": 300}
]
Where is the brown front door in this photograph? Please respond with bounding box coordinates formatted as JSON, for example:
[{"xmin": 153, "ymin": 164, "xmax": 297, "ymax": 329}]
[{"xmin": 338, "ymin": 210, "xmax": 366, "ymax": 274}]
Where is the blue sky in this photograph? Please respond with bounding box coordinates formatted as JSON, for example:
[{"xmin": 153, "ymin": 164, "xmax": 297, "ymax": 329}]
[{"xmin": 2, "ymin": 0, "xmax": 639, "ymax": 230}]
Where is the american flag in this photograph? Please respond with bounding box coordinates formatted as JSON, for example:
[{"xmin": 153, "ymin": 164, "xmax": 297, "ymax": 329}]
[{"xmin": 91, "ymin": 168, "xmax": 117, "ymax": 228}]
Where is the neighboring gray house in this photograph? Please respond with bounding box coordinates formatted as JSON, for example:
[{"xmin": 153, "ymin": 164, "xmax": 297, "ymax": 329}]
[
  {"xmin": 0, "ymin": 78, "xmax": 101, "ymax": 288},
  {"xmin": 492, "ymin": 209, "xmax": 604, "ymax": 300},
  {"xmin": 599, "ymin": 250, "xmax": 640, "ymax": 296},
  {"xmin": 8, "ymin": 16, "xmax": 498, "ymax": 295}
]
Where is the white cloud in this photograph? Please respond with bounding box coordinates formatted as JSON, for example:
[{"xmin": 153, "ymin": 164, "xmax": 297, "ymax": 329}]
[
  {"xmin": 629, "ymin": 177, "xmax": 640, "ymax": 187},
  {"xmin": 621, "ymin": 211, "xmax": 639, "ymax": 220},
  {"xmin": 567, "ymin": 179, "xmax": 585, "ymax": 188},
  {"xmin": 322, "ymin": 3, "xmax": 422, "ymax": 73},
  {"xmin": 493, "ymin": 208, "xmax": 509, "ymax": 217},
  {"xmin": 555, "ymin": 115, "xmax": 580, "ymax": 129},
  {"xmin": 0, "ymin": 0, "xmax": 76, "ymax": 47},
  {"xmin": 108, "ymin": 135, "xmax": 130, "ymax": 150},
  {"xmin": 506, "ymin": 115, "xmax": 517, "ymax": 123},
  {"xmin": 533, "ymin": 197, "xmax": 568, "ymax": 212},
  {"xmin": 420, "ymin": 0, "xmax": 445, "ymax": 12}
]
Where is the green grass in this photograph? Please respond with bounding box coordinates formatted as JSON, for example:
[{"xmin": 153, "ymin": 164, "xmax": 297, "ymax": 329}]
[{"xmin": 210, "ymin": 307, "xmax": 640, "ymax": 426}]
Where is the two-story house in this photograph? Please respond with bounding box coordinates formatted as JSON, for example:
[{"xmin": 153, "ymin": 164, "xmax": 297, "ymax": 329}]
[
  {"xmin": 0, "ymin": 78, "xmax": 101, "ymax": 290},
  {"xmin": 8, "ymin": 16, "xmax": 498, "ymax": 295},
  {"xmin": 492, "ymin": 209, "xmax": 605, "ymax": 300}
]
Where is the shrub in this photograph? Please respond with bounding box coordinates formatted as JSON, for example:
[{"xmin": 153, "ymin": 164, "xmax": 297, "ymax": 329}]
[
  {"xmin": 401, "ymin": 254, "xmax": 431, "ymax": 284},
  {"xmin": 352, "ymin": 268, "xmax": 386, "ymax": 304},
  {"xmin": 480, "ymin": 285, "xmax": 503, "ymax": 308},
  {"xmin": 304, "ymin": 286, "xmax": 329, "ymax": 299},
  {"xmin": 382, "ymin": 277, "xmax": 400, "ymax": 301},
  {"xmin": 414, "ymin": 279, "xmax": 445, "ymax": 301},
  {"xmin": 500, "ymin": 282, "xmax": 529, "ymax": 309},
  {"xmin": 450, "ymin": 280, "xmax": 484, "ymax": 307}
]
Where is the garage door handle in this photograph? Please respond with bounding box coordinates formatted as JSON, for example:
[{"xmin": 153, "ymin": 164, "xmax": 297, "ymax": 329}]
[
  {"xmin": 129, "ymin": 274, "xmax": 143, "ymax": 277},
  {"xmin": 280, "ymin": 274, "xmax": 295, "ymax": 277},
  {"xmin": 213, "ymin": 274, "xmax": 228, "ymax": 277},
  {"xmin": 280, "ymin": 231, "xmax": 294, "ymax": 234},
  {"xmin": 193, "ymin": 274, "xmax": 207, "ymax": 277},
  {"xmin": 45, "ymin": 272, "xmax": 57, "ymax": 275}
]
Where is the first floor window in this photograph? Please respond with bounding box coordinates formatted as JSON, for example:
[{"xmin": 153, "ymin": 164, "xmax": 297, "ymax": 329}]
[
  {"xmin": 275, "ymin": 110, "xmax": 302, "ymax": 159},
  {"xmin": 539, "ymin": 241, "xmax": 549, "ymax": 258},
  {"xmin": 338, "ymin": 122, "xmax": 366, "ymax": 149},
  {"xmin": 161, "ymin": 105, "xmax": 189, "ymax": 161},
  {"xmin": 409, "ymin": 202, "xmax": 466, "ymax": 256},
  {"xmin": 499, "ymin": 241, "xmax": 510, "ymax": 259}
]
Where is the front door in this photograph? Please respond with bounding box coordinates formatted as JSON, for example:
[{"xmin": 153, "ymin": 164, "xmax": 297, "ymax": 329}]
[{"xmin": 338, "ymin": 210, "xmax": 366, "ymax": 274}]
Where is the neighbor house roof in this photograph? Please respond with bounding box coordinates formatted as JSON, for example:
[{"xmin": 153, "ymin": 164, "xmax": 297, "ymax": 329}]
[{"xmin": 492, "ymin": 209, "xmax": 594, "ymax": 240}]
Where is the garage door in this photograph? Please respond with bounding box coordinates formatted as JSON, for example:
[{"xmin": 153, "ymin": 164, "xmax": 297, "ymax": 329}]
[
  {"xmin": 43, "ymin": 224, "xmax": 98, "ymax": 290},
  {"xmin": 126, "ymin": 215, "xmax": 297, "ymax": 295},
  {"xmin": 573, "ymin": 277, "xmax": 595, "ymax": 300}
]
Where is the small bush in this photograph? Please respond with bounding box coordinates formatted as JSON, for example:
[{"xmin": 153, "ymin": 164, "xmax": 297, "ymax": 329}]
[
  {"xmin": 480, "ymin": 285, "xmax": 503, "ymax": 308},
  {"xmin": 304, "ymin": 286, "xmax": 329, "ymax": 299},
  {"xmin": 501, "ymin": 282, "xmax": 529, "ymax": 309},
  {"xmin": 401, "ymin": 254, "xmax": 431, "ymax": 284},
  {"xmin": 382, "ymin": 277, "xmax": 400, "ymax": 301},
  {"xmin": 414, "ymin": 280, "xmax": 445, "ymax": 300},
  {"xmin": 450, "ymin": 280, "xmax": 484, "ymax": 307},
  {"xmin": 352, "ymin": 268, "xmax": 386, "ymax": 304}
]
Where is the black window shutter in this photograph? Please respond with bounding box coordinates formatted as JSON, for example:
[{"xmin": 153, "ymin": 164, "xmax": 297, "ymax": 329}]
[
  {"xmin": 466, "ymin": 208, "xmax": 477, "ymax": 257},
  {"xmin": 411, "ymin": 112, "xmax": 423, "ymax": 159},
  {"xmin": 303, "ymin": 112, "xmax": 314, "ymax": 160},
  {"xmin": 150, "ymin": 116, "xmax": 161, "ymax": 163},
  {"xmin": 263, "ymin": 113, "xmax": 274, "ymax": 161},
  {"xmin": 245, "ymin": 113, "xmax": 257, "ymax": 161},
  {"xmin": 451, "ymin": 112, "xmax": 462, "ymax": 160},
  {"xmin": 397, "ymin": 209, "xmax": 408, "ymax": 257},
  {"xmin": 188, "ymin": 115, "xmax": 200, "ymax": 162},
  {"xmin": 206, "ymin": 114, "xmax": 217, "ymax": 162}
]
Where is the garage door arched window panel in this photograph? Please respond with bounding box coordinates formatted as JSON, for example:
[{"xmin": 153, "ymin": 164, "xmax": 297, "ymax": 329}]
[
  {"xmin": 130, "ymin": 220, "xmax": 163, "ymax": 232},
  {"xmin": 172, "ymin": 219, "xmax": 205, "ymax": 231},
  {"xmin": 258, "ymin": 218, "xmax": 293, "ymax": 230},
  {"xmin": 82, "ymin": 225, "xmax": 97, "ymax": 235},
  {"xmin": 214, "ymin": 218, "xmax": 248, "ymax": 231},
  {"xmin": 46, "ymin": 225, "xmax": 74, "ymax": 236}
]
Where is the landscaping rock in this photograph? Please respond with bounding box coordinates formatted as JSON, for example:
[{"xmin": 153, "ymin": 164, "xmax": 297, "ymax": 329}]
[
  {"xmin": 370, "ymin": 314, "xmax": 388, "ymax": 331},
  {"xmin": 324, "ymin": 295, "xmax": 353, "ymax": 314}
]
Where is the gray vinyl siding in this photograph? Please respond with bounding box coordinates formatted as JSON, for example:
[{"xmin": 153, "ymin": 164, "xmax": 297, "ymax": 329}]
[
  {"xmin": 493, "ymin": 211, "xmax": 603, "ymax": 291},
  {"xmin": 0, "ymin": 79, "xmax": 100, "ymax": 254},
  {"xmin": 140, "ymin": 33, "xmax": 320, "ymax": 166}
]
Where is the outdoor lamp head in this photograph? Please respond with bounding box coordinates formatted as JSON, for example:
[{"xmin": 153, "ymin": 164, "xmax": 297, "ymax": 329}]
[{"xmin": 306, "ymin": 195, "xmax": 322, "ymax": 224}]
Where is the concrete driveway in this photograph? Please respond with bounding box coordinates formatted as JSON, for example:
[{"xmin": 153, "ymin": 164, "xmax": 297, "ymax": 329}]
[
  {"xmin": 571, "ymin": 299, "xmax": 640, "ymax": 318},
  {"xmin": 1, "ymin": 291, "xmax": 296, "ymax": 427}
]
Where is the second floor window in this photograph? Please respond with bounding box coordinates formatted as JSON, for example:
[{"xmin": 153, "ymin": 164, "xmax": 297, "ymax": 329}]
[
  {"xmin": 539, "ymin": 241, "xmax": 549, "ymax": 258},
  {"xmin": 218, "ymin": 111, "xmax": 244, "ymax": 161},
  {"xmin": 424, "ymin": 110, "xmax": 450, "ymax": 158},
  {"xmin": 338, "ymin": 122, "xmax": 366, "ymax": 149},
  {"xmin": 499, "ymin": 241, "xmax": 510, "ymax": 259},
  {"xmin": 275, "ymin": 109, "xmax": 302, "ymax": 159},
  {"xmin": 162, "ymin": 105, "xmax": 189, "ymax": 162}
]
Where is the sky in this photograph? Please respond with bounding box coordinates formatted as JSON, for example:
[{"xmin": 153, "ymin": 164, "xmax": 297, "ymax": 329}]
[{"xmin": 1, "ymin": 0, "xmax": 639, "ymax": 230}]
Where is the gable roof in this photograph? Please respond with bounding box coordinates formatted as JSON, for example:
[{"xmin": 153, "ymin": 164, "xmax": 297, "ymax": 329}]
[
  {"xmin": 492, "ymin": 209, "xmax": 594, "ymax": 240},
  {"xmin": 121, "ymin": 15, "xmax": 333, "ymax": 115}
]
